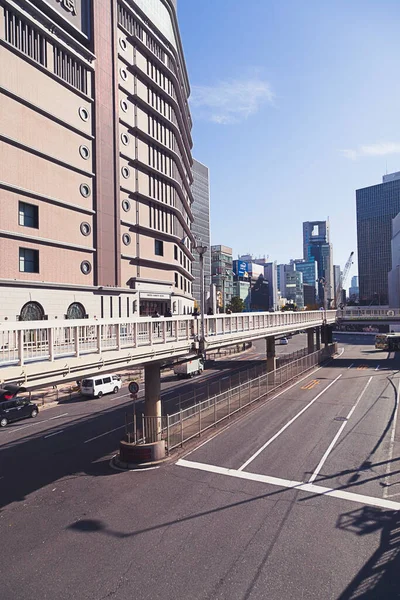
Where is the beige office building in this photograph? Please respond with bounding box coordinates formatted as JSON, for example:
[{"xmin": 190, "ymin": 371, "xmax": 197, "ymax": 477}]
[{"xmin": 0, "ymin": 0, "xmax": 195, "ymax": 322}]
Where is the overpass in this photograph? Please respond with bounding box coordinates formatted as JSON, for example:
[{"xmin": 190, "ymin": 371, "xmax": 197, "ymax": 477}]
[{"xmin": 0, "ymin": 310, "xmax": 336, "ymax": 388}]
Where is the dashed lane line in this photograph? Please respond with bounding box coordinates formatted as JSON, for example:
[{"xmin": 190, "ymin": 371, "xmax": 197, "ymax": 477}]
[
  {"xmin": 44, "ymin": 430, "xmax": 64, "ymax": 439},
  {"xmin": 176, "ymin": 459, "xmax": 400, "ymax": 512}
]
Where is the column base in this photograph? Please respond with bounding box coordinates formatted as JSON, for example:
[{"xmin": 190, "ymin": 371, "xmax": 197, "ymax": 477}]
[{"xmin": 115, "ymin": 440, "xmax": 167, "ymax": 469}]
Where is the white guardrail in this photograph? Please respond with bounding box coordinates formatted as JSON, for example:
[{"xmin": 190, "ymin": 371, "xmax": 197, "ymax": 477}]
[
  {"xmin": 0, "ymin": 310, "xmax": 336, "ymax": 368},
  {"xmin": 0, "ymin": 311, "xmax": 337, "ymax": 386},
  {"xmin": 338, "ymin": 308, "xmax": 400, "ymax": 319}
]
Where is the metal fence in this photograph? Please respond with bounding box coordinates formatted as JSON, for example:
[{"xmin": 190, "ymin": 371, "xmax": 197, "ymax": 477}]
[{"xmin": 141, "ymin": 343, "xmax": 337, "ymax": 451}]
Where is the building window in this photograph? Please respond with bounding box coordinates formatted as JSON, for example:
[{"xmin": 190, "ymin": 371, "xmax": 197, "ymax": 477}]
[
  {"xmin": 19, "ymin": 301, "xmax": 44, "ymax": 321},
  {"xmin": 19, "ymin": 248, "xmax": 39, "ymax": 273},
  {"xmin": 80, "ymin": 222, "xmax": 91, "ymax": 236},
  {"xmin": 121, "ymin": 133, "xmax": 130, "ymax": 146},
  {"xmin": 80, "ymin": 261, "xmax": 92, "ymax": 275},
  {"xmin": 122, "ymin": 199, "xmax": 131, "ymax": 212},
  {"xmin": 4, "ymin": 9, "xmax": 47, "ymax": 66},
  {"xmin": 120, "ymin": 68, "xmax": 128, "ymax": 81},
  {"xmin": 122, "ymin": 233, "xmax": 131, "ymax": 246},
  {"xmin": 80, "ymin": 183, "xmax": 91, "ymax": 197},
  {"xmin": 19, "ymin": 202, "xmax": 38, "ymax": 228},
  {"xmin": 66, "ymin": 302, "xmax": 86, "ymax": 319},
  {"xmin": 119, "ymin": 37, "xmax": 127, "ymax": 51},
  {"xmin": 120, "ymin": 100, "xmax": 128, "ymax": 112},
  {"xmin": 155, "ymin": 240, "xmax": 164, "ymax": 256},
  {"xmin": 174, "ymin": 245, "xmax": 178, "ymax": 260},
  {"xmin": 79, "ymin": 107, "xmax": 89, "ymax": 121},
  {"xmin": 54, "ymin": 46, "xmax": 88, "ymax": 94},
  {"xmin": 79, "ymin": 145, "xmax": 90, "ymax": 160},
  {"xmin": 121, "ymin": 166, "xmax": 130, "ymax": 179},
  {"xmin": 175, "ymin": 273, "xmax": 178, "ymax": 287}
]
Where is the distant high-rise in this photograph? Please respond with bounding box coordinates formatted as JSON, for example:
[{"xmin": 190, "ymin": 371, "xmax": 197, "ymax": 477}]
[
  {"xmin": 357, "ymin": 174, "xmax": 400, "ymax": 305},
  {"xmin": 303, "ymin": 221, "xmax": 333, "ymax": 306},
  {"xmin": 191, "ymin": 159, "xmax": 211, "ymax": 307}
]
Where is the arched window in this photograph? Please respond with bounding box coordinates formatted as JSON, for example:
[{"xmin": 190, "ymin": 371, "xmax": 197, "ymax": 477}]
[
  {"xmin": 66, "ymin": 302, "xmax": 86, "ymax": 319},
  {"xmin": 19, "ymin": 301, "xmax": 45, "ymax": 321}
]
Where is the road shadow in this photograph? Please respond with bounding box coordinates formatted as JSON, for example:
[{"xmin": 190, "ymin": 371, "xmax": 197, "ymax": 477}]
[{"xmin": 336, "ymin": 506, "xmax": 400, "ymax": 599}]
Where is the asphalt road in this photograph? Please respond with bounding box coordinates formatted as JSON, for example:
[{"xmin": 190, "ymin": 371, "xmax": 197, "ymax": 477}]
[{"xmin": 3, "ymin": 334, "xmax": 397, "ymax": 599}]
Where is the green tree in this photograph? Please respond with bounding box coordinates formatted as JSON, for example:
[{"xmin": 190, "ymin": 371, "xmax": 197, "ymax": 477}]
[{"xmin": 227, "ymin": 296, "xmax": 245, "ymax": 313}]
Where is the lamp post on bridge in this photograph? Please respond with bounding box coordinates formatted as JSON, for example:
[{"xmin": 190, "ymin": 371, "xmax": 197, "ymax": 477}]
[{"xmin": 195, "ymin": 241, "xmax": 207, "ymax": 356}]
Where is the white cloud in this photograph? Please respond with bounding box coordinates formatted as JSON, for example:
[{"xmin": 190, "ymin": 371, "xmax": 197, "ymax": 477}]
[
  {"xmin": 341, "ymin": 142, "xmax": 400, "ymax": 160},
  {"xmin": 190, "ymin": 77, "xmax": 274, "ymax": 125}
]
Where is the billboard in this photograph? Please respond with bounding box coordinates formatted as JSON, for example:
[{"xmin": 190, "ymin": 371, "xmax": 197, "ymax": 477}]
[
  {"xmin": 233, "ymin": 260, "xmax": 249, "ymax": 278},
  {"xmin": 38, "ymin": 0, "xmax": 91, "ymax": 38}
]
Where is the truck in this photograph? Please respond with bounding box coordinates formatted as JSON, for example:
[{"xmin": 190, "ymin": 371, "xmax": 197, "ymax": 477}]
[{"xmin": 174, "ymin": 357, "xmax": 204, "ymax": 378}]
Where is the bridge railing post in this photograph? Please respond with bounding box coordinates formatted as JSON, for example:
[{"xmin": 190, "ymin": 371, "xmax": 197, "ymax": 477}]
[
  {"xmin": 75, "ymin": 326, "xmax": 80, "ymax": 357},
  {"xmin": 97, "ymin": 324, "xmax": 102, "ymax": 354},
  {"xmin": 116, "ymin": 323, "xmax": 121, "ymax": 351},
  {"xmin": 48, "ymin": 328, "xmax": 54, "ymax": 362},
  {"xmin": 18, "ymin": 329, "xmax": 24, "ymax": 366}
]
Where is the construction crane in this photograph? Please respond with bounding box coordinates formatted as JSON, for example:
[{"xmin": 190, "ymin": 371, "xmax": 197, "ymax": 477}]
[{"xmin": 335, "ymin": 251, "xmax": 354, "ymax": 308}]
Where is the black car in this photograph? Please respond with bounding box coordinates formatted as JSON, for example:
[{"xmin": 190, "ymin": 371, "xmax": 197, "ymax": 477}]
[
  {"xmin": 0, "ymin": 397, "xmax": 39, "ymax": 427},
  {"xmin": 0, "ymin": 384, "xmax": 38, "ymax": 427}
]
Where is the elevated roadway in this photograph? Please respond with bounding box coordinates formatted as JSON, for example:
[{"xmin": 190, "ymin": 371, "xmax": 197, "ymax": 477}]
[{"xmin": 0, "ymin": 310, "xmax": 336, "ymax": 387}]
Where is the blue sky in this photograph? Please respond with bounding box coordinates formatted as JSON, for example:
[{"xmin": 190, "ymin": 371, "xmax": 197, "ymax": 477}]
[{"xmin": 177, "ymin": 0, "xmax": 400, "ymax": 281}]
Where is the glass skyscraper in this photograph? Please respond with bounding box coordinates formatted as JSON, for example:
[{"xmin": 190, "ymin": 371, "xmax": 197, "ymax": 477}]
[
  {"xmin": 191, "ymin": 159, "xmax": 211, "ymax": 306},
  {"xmin": 357, "ymin": 174, "xmax": 400, "ymax": 305}
]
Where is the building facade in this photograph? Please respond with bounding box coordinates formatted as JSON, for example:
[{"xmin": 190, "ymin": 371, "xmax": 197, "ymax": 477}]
[
  {"xmin": 285, "ymin": 270, "xmax": 304, "ymax": 309},
  {"xmin": 211, "ymin": 245, "xmax": 233, "ymax": 311},
  {"xmin": 191, "ymin": 158, "xmax": 210, "ymax": 308},
  {"xmin": 357, "ymin": 173, "xmax": 400, "ymax": 305},
  {"xmin": 303, "ymin": 220, "xmax": 333, "ymax": 306},
  {"xmin": 0, "ymin": 0, "xmax": 195, "ymax": 321}
]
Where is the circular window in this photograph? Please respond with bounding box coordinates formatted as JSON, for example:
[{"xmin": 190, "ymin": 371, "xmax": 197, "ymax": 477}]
[
  {"xmin": 80, "ymin": 261, "xmax": 92, "ymax": 275},
  {"xmin": 120, "ymin": 100, "xmax": 128, "ymax": 112},
  {"xmin": 80, "ymin": 183, "xmax": 91, "ymax": 197},
  {"xmin": 122, "ymin": 233, "xmax": 131, "ymax": 246},
  {"xmin": 121, "ymin": 133, "xmax": 130, "ymax": 146},
  {"xmin": 120, "ymin": 68, "xmax": 128, "ymax": 81},
  {"xmin": 80, "ymin": 222, "xmax": 91, "ymax": 236},
  {"xmin": 122, "ymin": 199, "xmax": 131, "ymax": 212},
  {"xmin": 78, "ymin": 107, "xmax": 89, "ymax": 121},
  {"xmin": 121, "ymin": 166, "xmax": 130, "ymax": 179},
  {"xmin": 79, "ymin": 145, "xmax": 90, "ymax": 160},
  {"xmin": 119, "ymin": 37, "xmax": 127, "ymax": 51}
]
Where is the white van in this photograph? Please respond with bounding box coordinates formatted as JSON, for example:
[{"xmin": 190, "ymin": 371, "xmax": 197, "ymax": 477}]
[{"xmin": 80, "ymin": 374, "xmax": 122, "ymax": 398}]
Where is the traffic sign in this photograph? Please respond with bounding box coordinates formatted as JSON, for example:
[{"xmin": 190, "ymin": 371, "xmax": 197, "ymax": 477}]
[{"xmin": 128, "ymin": 381, "xmax": 139, "ymax": 394}]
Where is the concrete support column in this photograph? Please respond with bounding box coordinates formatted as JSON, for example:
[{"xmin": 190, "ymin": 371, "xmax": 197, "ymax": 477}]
[
  {"xmin": 307, "ymin": 328, "xmax": 315, "ymax": 354},
  {"xmin": 266, "ymin": 336, "xmax": 276, "ymax": 372},
  {"xmin": 144, "ymin": 362, "xmax": 161, "ymax": 419},
  {"xmin": 316, "ymin": 327, "xmax": 321, "ymax": 351}
]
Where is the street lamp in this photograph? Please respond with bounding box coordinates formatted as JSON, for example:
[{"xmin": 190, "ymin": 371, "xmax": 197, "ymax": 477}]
[{"xmin": 194, "ymin": 241, "xmax": 207, "ymax": 354}]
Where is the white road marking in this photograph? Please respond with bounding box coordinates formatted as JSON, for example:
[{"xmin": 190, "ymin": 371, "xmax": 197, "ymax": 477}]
[
  {"xmin": 44, "ymin": 430, "xmax": 64, "ymax": 439},
  {"xmin": 238, "ymin": 374, "xmax": 343, "ymax": 472},
  {"xmin": 308, "ymin": 376, "xmax": 373, "ymax": 483},
  {"xmin": 383, "ymin": 379, "xmax": 400, "ymax": 498},
  {"xmin": 177, "ymin": 459, "xmax": 400, "ymax": 511},
  {"xmin": 375, "ymin": 365, "xmax": 380, "ymax": 371},
  {"xmin": 180, "ymin": 349, "xmax": 345, "ymax": 461},
  {"xmin": 348, "ymin": 363, "xmax": 354, "ymax": 370},
  {"xmin": 5, "ymin": 412, "xmax": 69, "ymax": 434},
  {"xmin": 84, "ymin": 425, "xmax": 126, "ymax": 443}
]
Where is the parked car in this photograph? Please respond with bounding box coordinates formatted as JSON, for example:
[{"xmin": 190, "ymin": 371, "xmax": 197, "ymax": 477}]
[
  {"xmin": 0, "ymin": 397, "xmax": 39, "ymax": 427},
  {"xmin": 80, "ymin": 374, "xmax": 122, "ymax": 398}
]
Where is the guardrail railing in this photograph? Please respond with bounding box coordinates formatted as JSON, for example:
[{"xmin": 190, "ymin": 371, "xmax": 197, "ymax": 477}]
[
  {"xmin": 138, "ymin": 343, "xmax": 337, "ymax": 450},
  {"xmin": 0, "ymin": 311, "xmax": 336, "ymax": 368}
]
